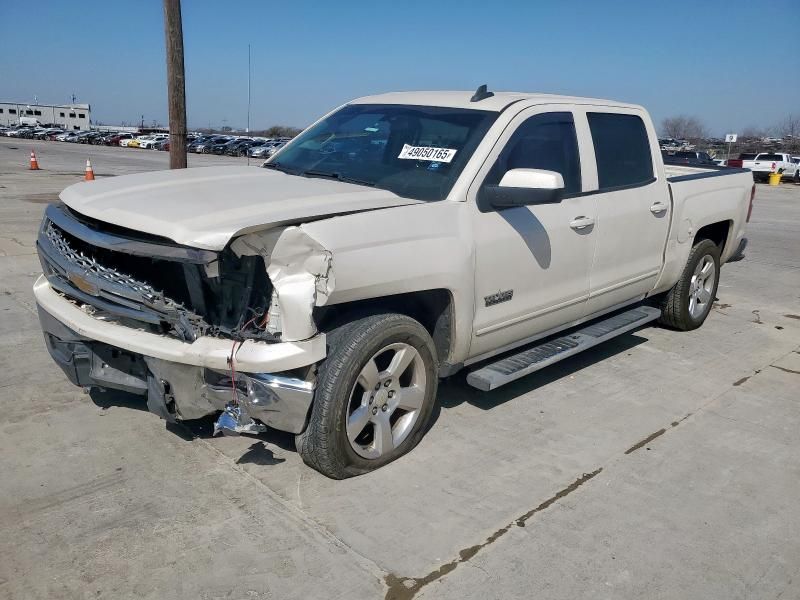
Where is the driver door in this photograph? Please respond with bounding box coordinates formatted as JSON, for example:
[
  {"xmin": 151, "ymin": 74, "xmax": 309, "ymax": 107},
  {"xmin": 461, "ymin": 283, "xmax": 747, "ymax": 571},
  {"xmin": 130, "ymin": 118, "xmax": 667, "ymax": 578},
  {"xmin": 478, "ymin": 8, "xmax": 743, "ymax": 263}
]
[{"xmin": 468, "ymin": 108, "xmax": 597, "ymax": 359}]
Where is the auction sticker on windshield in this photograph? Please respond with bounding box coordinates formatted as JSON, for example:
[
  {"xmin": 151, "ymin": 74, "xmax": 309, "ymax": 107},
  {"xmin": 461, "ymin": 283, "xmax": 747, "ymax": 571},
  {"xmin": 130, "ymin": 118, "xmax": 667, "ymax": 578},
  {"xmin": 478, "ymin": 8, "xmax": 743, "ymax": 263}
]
[{"xmin": 398, "ymin": 144, "xmax": 457, "ymax": 163}]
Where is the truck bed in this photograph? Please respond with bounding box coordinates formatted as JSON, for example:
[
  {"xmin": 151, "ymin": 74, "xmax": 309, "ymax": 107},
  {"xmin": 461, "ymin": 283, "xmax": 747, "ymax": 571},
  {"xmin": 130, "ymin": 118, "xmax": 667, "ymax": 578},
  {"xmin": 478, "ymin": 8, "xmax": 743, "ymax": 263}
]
[{"xmin": 664, "ymin": 163, "xmax": 748, "ymax": 181}]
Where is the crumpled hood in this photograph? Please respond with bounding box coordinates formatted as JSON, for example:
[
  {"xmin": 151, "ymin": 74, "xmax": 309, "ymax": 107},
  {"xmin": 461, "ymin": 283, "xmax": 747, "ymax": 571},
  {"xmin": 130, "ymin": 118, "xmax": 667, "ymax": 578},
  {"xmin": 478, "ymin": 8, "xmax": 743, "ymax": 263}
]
[{"xmin": 59, "ymin": 166, "xmax": 421, "ymax": 250}]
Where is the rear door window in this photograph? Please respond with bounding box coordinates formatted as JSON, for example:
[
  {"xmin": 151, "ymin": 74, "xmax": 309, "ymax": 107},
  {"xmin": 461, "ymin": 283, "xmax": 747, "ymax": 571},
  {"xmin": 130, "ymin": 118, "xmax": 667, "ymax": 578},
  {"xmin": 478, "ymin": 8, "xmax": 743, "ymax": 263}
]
[{"xmin": 587, "ymin": 113, "xmax": 654, "ymax": 189}]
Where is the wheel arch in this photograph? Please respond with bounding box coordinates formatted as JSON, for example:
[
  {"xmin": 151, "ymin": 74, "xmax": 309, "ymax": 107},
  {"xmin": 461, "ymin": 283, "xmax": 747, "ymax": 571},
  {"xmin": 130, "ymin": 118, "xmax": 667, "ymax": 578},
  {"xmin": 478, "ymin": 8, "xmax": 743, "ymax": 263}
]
[
  {"xmin": 315, "ymin": 289, "xmax": 456, "ymax": 374},
  {"xmin": 694, "ymin": 220, "xmax": 733, "ymax": 255}
]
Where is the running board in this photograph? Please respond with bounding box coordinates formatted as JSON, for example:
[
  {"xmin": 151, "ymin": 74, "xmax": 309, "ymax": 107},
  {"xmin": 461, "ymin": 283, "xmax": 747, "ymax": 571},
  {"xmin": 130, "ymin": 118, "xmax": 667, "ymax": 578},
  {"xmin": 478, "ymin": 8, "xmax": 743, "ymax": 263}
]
[{"xmin": 466, "ymin": 306, "xmax": 661, "ymax": 391}]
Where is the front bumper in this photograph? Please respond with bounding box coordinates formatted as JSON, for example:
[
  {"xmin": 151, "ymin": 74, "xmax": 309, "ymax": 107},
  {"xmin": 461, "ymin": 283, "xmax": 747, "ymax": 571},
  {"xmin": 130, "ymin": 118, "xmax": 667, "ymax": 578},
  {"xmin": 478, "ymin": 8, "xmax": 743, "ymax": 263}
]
[{"xmin": 35, "ymin": 277, "xmax": 321, "ymax": 434}]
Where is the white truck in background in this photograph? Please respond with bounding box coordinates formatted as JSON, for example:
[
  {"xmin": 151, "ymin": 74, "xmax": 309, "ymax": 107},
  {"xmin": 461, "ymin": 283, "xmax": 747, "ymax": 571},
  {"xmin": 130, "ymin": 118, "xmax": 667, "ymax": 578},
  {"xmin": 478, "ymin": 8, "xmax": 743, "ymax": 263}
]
[
  {"xmin": 34, "ymin": 88, "xmax": 754, "ymax": 478},
  {"xmin": 750, "ymin": 152, "xmax": 799, "ymax": 182}
]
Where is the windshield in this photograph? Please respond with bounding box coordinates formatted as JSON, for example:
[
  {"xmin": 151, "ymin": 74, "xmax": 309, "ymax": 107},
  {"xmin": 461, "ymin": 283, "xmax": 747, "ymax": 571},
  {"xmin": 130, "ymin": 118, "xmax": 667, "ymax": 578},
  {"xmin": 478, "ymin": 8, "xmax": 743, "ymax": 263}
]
[{"xmin": 268, "ymin": 104, "xmax": 497, "ymax": 201}]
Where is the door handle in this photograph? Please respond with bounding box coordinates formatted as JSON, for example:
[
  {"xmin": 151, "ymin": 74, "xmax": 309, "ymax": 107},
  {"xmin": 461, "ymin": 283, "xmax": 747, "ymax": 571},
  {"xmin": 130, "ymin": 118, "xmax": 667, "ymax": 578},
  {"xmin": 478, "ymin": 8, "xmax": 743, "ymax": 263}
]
[
  {"xmin": 569, "ymin": 216, "xmax": 595, "ymax": 230},
  {"xmin": 650, "ymin": 202, "xmax": 668, "ymax": 214}
]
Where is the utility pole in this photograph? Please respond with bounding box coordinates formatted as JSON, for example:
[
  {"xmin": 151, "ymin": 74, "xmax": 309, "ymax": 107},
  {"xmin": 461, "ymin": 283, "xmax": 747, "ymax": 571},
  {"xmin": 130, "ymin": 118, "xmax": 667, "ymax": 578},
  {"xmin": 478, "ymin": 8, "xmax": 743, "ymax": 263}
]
[{"xmin": 163, "ymin": 0, "xmax": 187, "ymax": 168}]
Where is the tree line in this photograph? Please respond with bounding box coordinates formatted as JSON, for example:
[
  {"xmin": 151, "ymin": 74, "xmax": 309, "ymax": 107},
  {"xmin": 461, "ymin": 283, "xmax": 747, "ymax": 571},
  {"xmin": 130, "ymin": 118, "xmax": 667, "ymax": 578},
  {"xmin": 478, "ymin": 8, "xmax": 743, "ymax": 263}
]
[{"xmin": 661, "ymin": 114, "xmax": 800, "ymax": 149}]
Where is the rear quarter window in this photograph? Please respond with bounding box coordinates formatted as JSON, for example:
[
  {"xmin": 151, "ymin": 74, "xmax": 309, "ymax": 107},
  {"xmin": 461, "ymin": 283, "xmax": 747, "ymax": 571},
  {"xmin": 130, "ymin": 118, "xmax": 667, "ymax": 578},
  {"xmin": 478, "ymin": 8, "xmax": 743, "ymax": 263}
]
[{"xmin": 588, "ymin": 113, "xmax": 654, "ymax": 190}]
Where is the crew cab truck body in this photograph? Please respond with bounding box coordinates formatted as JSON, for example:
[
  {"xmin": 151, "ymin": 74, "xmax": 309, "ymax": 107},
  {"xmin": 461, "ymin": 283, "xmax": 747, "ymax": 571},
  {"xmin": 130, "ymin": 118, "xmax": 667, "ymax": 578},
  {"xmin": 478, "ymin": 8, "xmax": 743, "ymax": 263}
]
[
  {"xmin": 749, "ymin": 152, "xmax": 799, "ymax": 182},
  {"xmin": 34, "ymin": 90, "xmax": 754, "ymax": 478}
]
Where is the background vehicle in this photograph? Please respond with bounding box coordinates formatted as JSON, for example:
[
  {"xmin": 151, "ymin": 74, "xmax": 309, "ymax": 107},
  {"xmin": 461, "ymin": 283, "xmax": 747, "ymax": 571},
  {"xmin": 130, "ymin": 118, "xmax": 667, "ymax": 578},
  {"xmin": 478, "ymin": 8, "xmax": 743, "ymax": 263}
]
[
  {"xmin": 227, "ymin": 139, "xmax": 257, "ymax": 156},
  {"xmin": 210, "ymin": 138, "xmax": 237, "ymax": 155},
  {"xmin": 139, "ymin": 134, "xmax": 168, "ymax": 149},
  {"xmin": 206, "ymin": 136, "xmax": 232, "ymax": 154},
  {"xmin": 118, "ymin": 135, "xmax": 138, "ymax": 147},
  {"xmin": 750, "ymin": 152, "xmax": 799, "ymax": 182},
  {"xmin": 248, "ymin": 142, "xmax": 276, "ymax": 158},
  {"xmin": 726, "ymin": 152, "xmax": 758, "ymax": 169},
  {"xmin": 33, "ymin": 90, "xmax": 754, "ymax": 479},
  {"xmin": 662, "ymin": 150, "xmax": 715, "ymax": 166},
  {"xmin": 127, "ymin": 136, "xmax": 153, "ymax": 148}
]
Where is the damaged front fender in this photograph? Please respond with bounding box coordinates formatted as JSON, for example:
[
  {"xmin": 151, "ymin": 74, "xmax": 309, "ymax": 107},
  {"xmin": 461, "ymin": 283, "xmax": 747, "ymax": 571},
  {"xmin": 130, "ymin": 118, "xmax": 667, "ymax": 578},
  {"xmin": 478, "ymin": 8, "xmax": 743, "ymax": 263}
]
[{"xmin": 233, "ymin": 226, "xmax": 334, "ymax": 342}]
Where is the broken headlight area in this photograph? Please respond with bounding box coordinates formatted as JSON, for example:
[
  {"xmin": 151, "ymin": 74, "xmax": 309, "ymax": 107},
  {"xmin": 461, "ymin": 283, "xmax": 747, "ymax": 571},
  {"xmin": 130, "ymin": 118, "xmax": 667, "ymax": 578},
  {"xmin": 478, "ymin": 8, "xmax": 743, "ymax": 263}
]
[{"xmin": 37, "ymin": 204, "xmax": 282, "ymax": 343}]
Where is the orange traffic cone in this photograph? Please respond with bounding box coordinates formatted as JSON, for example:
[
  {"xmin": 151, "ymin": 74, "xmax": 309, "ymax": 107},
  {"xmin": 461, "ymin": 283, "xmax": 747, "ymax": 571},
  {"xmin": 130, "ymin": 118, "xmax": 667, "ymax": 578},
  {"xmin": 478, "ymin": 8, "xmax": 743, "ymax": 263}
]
[
  {"xmin": 84, "ymin": 159, "xmax": 95, "ymax": 181},
  {"xmin": 30, "ymin": 151, "xmax": 40, "ymax": 170}
]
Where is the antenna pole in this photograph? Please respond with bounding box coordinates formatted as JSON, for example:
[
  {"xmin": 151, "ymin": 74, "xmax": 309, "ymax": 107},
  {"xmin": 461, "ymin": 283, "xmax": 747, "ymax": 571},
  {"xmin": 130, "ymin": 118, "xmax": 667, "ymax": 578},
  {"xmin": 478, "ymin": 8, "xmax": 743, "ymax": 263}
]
[{"xmin": 246, "ymin": 43, "xmax": 252, "ymax": 165}]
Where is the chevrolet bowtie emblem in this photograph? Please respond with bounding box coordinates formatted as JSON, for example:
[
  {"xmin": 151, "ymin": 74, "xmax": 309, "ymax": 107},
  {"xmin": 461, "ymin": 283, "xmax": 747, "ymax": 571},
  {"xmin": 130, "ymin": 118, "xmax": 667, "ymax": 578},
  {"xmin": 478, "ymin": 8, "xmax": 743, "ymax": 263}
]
[{"xmin": 68, "ymin": 272, "xmax": 99, "ymax": 296}]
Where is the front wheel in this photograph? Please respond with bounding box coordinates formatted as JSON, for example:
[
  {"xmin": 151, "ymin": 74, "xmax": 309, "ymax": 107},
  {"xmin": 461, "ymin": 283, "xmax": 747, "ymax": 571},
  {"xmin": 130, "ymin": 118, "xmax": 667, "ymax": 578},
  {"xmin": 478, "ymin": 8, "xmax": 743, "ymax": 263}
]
[
  {"xmin": 296, "ymin": 312, "xmax": 438, "ymax": 479},
  {"xmin": 659, "ymin": 238, "xmax": 721, "ymax": 331}
]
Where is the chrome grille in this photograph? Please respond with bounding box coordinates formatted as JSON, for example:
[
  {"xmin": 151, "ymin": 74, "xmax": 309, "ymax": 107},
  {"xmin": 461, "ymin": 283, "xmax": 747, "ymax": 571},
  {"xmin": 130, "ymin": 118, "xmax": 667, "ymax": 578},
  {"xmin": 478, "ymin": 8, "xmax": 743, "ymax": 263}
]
[
  {"xmin": 45, "ymin": 220, "xmax": 160, "ymax": 301},
  {"xmin": 39, "ymin": 218, "xmax": 208, "ymax": 341}
]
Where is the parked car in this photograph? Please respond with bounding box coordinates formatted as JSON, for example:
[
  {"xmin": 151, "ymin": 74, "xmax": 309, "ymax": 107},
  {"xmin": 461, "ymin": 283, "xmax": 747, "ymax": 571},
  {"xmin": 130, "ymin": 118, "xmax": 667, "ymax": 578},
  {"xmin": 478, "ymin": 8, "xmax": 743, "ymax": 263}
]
[
  {"xmin": 119, "ymin": 136, "xmax": 139, "ymax": 147},
  {"xmin": 91, "ymin": 132, "xmax": 115, "ymax": 145},
  {"xmin": 33, "ymin": 89, "xmax": 754, "ymax": 479},
  {"xmin": 210, "ymin": 138, "xmax": 234, "ymax": 155},
  {"xmin": 263, "ymin": 141, "xmax": 287, "ymax": 158},
  {"xmin": 662, "ymin": 150, "xmax": 716, "ymax": 166},
  {"xmin": 248, "ymin": 142, "xmax": 274, "ymax": 158},
  {"xmin": 749, "ymin": 153, "xmax": 799, "ymax": 182},
  {"xmin": 205, "ymin": 137, "xmax": 232, "ymax": 154},
  {"xmin": 250, "ymin": 141, "xmax": 285, "ymax": 158},
  {"xmin": 78, "ymin": 131, "xmax": 103, "ymax": 144},
  {"xmin": 127, "ymin": 136, "xmax": 154, "ymax": 149},
  {"xmin": 153, "ymin": 138, "xmax": 170, "ymax": 151},
  {"xmin": 191, "ymin": 136, "xmax": 225, "ymax": 154},
  {"xmin": 6, "ymin": 127, "xmax": 33, "ymax": 138},
  {"xmin": 139, "ymin": 135, "xmax": 169, "ymax": 149},
  {"xmin": 187, "ymin": 136, "xmax": 213, "ymax": 153},
  {"xmin": 227, "ymin": 139, "xmax": 257, "ymax": 156},
  {"xmin": 33, "ymin": 128, "xmax": 56, "ymax": 140}
]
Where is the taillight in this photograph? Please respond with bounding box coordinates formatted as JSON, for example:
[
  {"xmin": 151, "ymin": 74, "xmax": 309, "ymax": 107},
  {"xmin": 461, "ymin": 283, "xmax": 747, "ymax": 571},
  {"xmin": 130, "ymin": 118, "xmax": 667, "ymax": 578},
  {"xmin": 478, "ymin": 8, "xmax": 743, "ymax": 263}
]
[{"xmin": 747, "ymin": 184, "xmax": 755, "ymax": 222}]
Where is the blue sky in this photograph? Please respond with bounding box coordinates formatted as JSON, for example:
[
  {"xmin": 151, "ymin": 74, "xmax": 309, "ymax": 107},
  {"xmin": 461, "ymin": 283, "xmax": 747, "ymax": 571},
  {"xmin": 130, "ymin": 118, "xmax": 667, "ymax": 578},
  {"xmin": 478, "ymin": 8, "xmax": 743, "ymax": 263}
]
[{"xmin": 1, "ymin": 0, "xmax": 798, "ymax": 134}]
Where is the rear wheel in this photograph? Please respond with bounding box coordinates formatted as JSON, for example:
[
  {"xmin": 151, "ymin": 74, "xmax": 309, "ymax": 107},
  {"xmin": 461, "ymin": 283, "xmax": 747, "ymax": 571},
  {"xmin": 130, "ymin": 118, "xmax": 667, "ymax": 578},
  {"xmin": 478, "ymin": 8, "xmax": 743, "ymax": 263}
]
[
  {"xmin": 659, "ymin": 238, "xmax": 720, "ymax": 331},
  {"xmin": 296, "ymin": 313, "xmax": 438, "ymax": 479}
]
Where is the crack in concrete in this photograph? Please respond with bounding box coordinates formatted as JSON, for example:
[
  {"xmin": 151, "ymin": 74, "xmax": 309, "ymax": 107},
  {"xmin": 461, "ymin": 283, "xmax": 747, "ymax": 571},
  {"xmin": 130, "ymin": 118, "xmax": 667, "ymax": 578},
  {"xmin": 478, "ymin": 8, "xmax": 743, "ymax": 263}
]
[
  {"xmin": 626, "ymin": 412, "xmax": 693, "ymax": 455},
  {"xmin": 383, "ymin": 469, "xmax": 603, "ymax": 600},
  {"xmin": 771, "ymin": 365, "xmax": 800, "ymax": 375},
  {"xmin": 624, "ymin": 428, "xmax": 666, "ymax": 454}
]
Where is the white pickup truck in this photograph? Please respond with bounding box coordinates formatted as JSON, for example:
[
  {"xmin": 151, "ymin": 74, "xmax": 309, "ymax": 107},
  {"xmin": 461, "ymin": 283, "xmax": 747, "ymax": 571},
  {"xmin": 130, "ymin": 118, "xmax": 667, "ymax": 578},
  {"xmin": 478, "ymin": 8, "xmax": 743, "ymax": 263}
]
[
  {"xmin": 749, "ymin": 152, "xmax": 799, "ymax": 182},
  {"xmin": 34, "ymin": 88, "xmax": 755, "ymax": 478}
]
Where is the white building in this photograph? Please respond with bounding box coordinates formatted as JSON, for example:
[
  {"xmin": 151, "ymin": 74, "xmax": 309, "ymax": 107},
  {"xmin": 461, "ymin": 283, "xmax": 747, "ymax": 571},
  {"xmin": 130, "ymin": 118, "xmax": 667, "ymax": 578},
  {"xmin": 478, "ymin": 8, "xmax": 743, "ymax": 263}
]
[{"xmin": 0, "ymin": 101, "xmax": 92, "ymax": 130}]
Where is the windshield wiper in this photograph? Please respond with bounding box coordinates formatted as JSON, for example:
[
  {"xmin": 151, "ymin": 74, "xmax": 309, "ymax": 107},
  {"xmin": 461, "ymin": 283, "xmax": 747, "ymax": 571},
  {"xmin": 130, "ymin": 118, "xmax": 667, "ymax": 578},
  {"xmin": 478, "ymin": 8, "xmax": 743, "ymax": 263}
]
[
  {"xmin": 262, "ymin": 162, "xmax": 299, "ymax": 175},
  {"xmin": 301, "ymin": 169, "xmax": 375, "ymax": 187}
]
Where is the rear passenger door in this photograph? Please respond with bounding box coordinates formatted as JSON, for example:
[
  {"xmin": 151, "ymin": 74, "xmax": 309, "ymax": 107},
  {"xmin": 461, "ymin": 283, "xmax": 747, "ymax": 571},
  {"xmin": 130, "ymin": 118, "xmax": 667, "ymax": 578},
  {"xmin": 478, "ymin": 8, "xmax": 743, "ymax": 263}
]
[{"xmin": 581, "ymin": 110, "xmax": 670, "ymax": 315}]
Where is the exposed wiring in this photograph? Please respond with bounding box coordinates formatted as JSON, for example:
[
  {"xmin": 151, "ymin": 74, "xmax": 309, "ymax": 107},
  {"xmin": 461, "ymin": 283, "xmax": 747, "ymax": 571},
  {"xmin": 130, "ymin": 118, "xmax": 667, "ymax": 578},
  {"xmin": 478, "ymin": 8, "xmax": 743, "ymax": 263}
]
[{"xmin": 228, "ymin": 314, "xmax": 260, "ymax": 405}]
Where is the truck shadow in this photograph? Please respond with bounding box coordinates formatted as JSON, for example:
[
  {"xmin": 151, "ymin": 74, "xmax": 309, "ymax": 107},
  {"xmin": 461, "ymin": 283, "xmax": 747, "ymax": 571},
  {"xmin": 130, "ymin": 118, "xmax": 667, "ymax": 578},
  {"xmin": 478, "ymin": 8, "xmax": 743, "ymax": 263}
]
[
  {"xmin": 432, "ymin": 332, "xmax": 648, "ymax": 424},
  {"xmin": 89, "ymin": 332, "xmax": 648, "ymax": 457},
  {"xmin": 89, "ymin": 388, "xmax": 298, "ymax": 453}
]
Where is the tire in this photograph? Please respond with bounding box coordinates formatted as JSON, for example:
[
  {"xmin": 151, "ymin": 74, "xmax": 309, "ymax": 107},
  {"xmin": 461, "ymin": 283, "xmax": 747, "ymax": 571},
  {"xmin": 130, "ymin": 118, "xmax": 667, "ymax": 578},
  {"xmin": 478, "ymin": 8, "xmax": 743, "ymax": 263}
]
[
  {"xmin": 296, "ymin": 312, "xmax": 439, "ymax": 479},
  {"xmin": 659, "ymin": 238, "xmax": 721, "ymax": 331}
]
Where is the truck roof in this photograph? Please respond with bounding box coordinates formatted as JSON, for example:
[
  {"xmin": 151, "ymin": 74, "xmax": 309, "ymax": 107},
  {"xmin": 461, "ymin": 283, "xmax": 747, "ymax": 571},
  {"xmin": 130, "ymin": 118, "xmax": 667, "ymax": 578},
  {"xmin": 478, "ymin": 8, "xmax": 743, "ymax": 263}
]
[{"xmin": 349, "ymin": 90, "xmax": 643, "ymax": 112}]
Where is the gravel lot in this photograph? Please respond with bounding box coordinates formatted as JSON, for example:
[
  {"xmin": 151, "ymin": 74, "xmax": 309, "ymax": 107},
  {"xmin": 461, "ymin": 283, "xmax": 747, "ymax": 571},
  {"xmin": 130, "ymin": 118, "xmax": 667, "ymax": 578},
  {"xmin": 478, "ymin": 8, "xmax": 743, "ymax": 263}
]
[{"xmin": 1, "ymin": 137, "xmax": 799, "ymax": 600}]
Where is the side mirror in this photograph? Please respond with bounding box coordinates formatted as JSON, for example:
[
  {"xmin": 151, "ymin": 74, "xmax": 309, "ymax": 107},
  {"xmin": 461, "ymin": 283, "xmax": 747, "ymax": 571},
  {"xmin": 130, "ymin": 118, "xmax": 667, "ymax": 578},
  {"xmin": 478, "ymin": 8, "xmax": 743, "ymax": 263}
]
[{"xmin": 481, "ymin": 168, "xmax": 565, "ymax": 210}]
